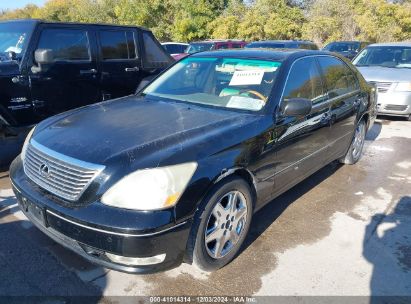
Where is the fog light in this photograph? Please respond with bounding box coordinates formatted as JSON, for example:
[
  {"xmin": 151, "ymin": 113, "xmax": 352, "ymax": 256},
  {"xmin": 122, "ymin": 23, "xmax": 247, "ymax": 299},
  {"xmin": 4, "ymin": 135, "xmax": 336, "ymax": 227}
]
[{"xmin": 105, "ymin": 252, "xmax": 166, "ymax": 266}]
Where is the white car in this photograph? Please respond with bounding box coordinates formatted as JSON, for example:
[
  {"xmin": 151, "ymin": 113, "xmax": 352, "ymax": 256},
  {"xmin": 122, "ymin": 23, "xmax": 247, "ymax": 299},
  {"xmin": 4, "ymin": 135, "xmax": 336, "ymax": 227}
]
[{"xmin": 353, "ymin": 42, "xmax": 411, "ymax": 120}]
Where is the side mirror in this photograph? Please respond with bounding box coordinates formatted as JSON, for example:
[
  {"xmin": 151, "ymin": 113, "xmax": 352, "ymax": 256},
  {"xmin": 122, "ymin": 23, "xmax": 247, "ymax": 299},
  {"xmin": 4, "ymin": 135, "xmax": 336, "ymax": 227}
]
[
  {"xmin": 282, "ymin": 98, "xmax": 312, "ymax": 117},
  {"xmin": 31, "ymin": 49, "xmax": 54, "ymax": 74},
  {"xmin": 7, "ymin": 51, "xmax": 17, "ymax": 61},
  {"xmin": 34, "ymin": 49, "xmax": 54, "ymax": 64}
]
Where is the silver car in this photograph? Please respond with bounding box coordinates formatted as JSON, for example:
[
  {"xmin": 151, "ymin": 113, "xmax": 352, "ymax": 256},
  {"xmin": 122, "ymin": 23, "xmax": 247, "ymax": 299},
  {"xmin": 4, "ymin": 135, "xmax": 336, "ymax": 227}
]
[{"xmin": 353, "ymin": 42, "xmax": 411, "ymax": 120}]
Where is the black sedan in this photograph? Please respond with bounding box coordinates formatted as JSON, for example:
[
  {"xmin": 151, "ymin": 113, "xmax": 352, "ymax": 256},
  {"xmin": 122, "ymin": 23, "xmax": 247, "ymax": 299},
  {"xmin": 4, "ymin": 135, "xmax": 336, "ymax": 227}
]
[{"xmin": 10, "ymin": 49, "xmax": 376, "ymax": 273}]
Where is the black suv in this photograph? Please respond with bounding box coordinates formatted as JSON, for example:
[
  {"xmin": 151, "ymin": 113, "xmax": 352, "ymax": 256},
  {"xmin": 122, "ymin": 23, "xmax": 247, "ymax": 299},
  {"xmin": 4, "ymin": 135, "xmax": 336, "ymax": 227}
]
[{"xmin": 0, "ymin": 19, "xmax": 173, "ymax": 167}]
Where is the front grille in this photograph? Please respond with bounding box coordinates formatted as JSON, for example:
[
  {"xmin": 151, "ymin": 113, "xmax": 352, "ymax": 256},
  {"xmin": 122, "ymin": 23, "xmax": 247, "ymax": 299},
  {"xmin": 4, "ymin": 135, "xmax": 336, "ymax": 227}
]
[
  {"xmin": 23, "ymin": 140, "xmax": 105, "ymax": 201},
  {"xmin": 384, "ymin": 104, "xmax": 408, "ymax": 111}
]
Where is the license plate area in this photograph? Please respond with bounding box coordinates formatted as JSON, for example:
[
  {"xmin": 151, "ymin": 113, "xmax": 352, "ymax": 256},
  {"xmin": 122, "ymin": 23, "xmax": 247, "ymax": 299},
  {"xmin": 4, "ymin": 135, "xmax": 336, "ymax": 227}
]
[{"xmin": 18, "ymin": 196, "xmax": 47, "ymax": 226}]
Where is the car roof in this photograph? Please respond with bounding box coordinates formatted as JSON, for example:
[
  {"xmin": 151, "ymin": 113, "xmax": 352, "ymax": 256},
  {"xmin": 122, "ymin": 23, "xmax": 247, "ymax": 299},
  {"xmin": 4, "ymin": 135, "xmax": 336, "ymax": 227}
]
[
  {"xmin": 326, "ymin": 41, "xmax": 362, "ymax": 44},
  {"xmin": 161, "ymin": 42, "xmax": 189, "ymax": 45},
  {"xmin": 248, "ymin": 40, "xmax": 315, "ymax": 44},
  {"xmin": 0, "ymin": 18, "xmax": 150, "ymax": 31},
  {"xmin": 190, "ymin": 40, "xmax": 245, "ymax": 44},
  {"xmin": 0, "ymin": 19, "xmax": 39, "ymax": 25},
  {"xmin": 368, "ymin": 41, "xmax": 411, "ymax": 47},
  {"xmin": 190, "ymin": 48, "xmax": 330, "ymax": 61}
]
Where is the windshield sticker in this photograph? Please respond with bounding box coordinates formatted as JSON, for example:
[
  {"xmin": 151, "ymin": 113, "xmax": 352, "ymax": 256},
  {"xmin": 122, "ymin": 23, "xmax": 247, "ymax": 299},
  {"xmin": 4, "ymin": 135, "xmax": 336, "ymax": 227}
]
[
  {"xmin": 229, "ymin": 70, "xmax": 264, "ymax": 86},
  {"xmin": 5, "ymin": 46, "xmax": 22, "ymax": 53},
  {"xmin": 226, "ymin": 96, "xmax": 265, "ymax": 111}
]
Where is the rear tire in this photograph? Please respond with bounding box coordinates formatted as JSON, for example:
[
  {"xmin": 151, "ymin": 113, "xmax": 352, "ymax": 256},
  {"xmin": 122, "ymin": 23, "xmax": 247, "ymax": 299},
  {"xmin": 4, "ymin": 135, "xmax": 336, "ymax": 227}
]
[
  {"xmin": 188, "ymin": 176, "xmax": 253, "ymax": 272},
  {"xmin": 339, "ymin": 119, "xmax": 366, "ymax": 165}
]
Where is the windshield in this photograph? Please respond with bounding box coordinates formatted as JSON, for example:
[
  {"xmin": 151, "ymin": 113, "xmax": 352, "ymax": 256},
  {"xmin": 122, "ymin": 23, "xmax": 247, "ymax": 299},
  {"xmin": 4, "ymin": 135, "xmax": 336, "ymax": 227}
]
[
  {"xmin": 324, "ymin": 42, "xmax": 360, "ymax": 52},
  {"xmin": 353, "ymin": 46, "xmax": 411, "ymax": 68},
  {"xmin": 142, "ymin": 56, "xmax": 281, "ymax": 111},
  {"xmin": 186, "ymin": 43, "xmax": 214, "ymax": 54},
  {"xmin": 0, "ymin": 22, "xmax": 34, "ymax": 62},
  {"xmin": 245, "ymin": 42, "xmax": 287, "ymax": 49}
]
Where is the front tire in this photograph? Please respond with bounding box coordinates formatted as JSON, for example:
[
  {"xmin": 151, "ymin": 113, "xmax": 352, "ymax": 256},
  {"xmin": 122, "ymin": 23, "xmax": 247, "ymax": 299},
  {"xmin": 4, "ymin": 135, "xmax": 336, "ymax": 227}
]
[
  {"xmin": 189, "ymin": 176, "xmax": 253, "ymax": 272},
  {"xmin": 339, "ymin": 119, "xmax": 366, "ymax": 165}
]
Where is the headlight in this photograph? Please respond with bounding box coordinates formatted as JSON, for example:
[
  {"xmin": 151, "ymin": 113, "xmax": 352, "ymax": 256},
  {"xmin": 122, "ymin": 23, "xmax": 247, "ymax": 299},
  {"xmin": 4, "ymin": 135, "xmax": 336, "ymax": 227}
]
[
  {"xmin": 21, "ymin": 127, "xmax": 35, "ymax": 161},
  {"xmin": 101, "ymin": 162, "xmax": 197, "ymax": 211},
  {"xmin": 394, "ymin": 82, "xmax": 411, "ymax": 92}
]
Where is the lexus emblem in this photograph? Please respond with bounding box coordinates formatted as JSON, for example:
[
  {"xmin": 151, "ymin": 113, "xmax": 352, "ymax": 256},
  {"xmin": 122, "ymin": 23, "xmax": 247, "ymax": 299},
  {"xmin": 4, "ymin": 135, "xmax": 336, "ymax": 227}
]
[{"xmin": 39, "ymin": 163, "xmax": 50, "ymax": 178}]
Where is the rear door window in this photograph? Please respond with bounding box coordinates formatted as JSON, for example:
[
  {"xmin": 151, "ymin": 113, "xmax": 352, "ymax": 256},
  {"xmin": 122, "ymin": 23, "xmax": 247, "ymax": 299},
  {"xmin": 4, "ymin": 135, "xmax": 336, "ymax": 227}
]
[
  {"xmin": 318, "ymin": 56, "xmax": 358, "ymax": 98},
  {"xmin": 37, "ymin": 28, "xmax": 90, "ymax": 61},
  {"xmin": 142, "ymin": 31, "xmax": 172, "ymax": 68},
  {"xmin": 99, "ymin": 30, "xmax": 136, "ymax": 60},
  {"xmin": 283, "ymin": 57, "xmax": 325, "ymax": 104}
]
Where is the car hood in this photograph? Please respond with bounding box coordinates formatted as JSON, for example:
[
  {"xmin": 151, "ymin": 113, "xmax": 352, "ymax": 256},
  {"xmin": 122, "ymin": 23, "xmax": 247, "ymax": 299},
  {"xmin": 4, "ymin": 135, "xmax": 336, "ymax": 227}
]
[
  {"xmin": 33, "ymin": 96, "xmax": 260, "ymax": 168},
  {"xmin": 356, "ymin": 66, "xmax": 411, "ymax": 83}
]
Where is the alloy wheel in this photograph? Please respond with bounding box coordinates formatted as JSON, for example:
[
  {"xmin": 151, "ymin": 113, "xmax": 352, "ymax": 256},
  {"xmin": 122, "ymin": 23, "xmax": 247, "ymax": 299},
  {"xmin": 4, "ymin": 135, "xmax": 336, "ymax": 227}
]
[
  {"xmin": 204, "ymin": 191, "xmax": 248, "ymax": 259},
  {"xmin": 352, "ymin": 122, "xmax": 366, "ymax": 160}
]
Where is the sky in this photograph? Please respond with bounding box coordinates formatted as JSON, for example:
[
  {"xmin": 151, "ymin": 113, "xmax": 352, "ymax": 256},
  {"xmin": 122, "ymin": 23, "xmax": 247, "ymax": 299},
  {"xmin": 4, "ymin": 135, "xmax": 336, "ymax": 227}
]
[{"xmin": 0, "ymin": 0, "xmax": 46, "ymax": 10}]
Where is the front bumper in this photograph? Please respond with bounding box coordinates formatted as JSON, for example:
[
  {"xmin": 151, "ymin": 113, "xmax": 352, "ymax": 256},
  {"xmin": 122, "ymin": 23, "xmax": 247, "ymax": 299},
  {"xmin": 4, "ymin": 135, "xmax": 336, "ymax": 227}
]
[
  {"xmin": 10, "ymin": 157, "xmax": 192, "ymax": 274},
  {"xmin": 376, "ymin": 91, "xmax": 411, "ymax": 117}
]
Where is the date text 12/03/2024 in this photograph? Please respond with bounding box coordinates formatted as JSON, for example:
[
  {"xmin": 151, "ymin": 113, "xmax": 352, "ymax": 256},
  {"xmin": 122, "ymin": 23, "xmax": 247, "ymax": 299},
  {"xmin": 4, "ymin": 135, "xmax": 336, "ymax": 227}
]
[{"xmin": 149, "ymin": 296, "xmax": 257, "ymax": 303}]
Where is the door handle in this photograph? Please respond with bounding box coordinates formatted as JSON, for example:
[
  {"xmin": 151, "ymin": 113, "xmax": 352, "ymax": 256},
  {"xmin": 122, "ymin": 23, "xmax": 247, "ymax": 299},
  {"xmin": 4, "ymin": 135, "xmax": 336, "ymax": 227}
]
[
  {"xmin": 32, "ymin": 99, "xmax": 45, "ymax": 108},
  {"xmin": 79, "ymin": 69, "xmax": 97, "ymax": 75},
  {"xmin": 125, "ymin": 67, "xmax": 139, "ymax": 72},
  {"xmin": 354, "ymin": 98, "xmax": 362, "ymax": 106},
  {"xmin": 321, "ymin": 112, "xmax": 330, "ymax": 121},
  {"xmin": 320, "ymin": 112, "xmax": 332, "ymax": 125}
]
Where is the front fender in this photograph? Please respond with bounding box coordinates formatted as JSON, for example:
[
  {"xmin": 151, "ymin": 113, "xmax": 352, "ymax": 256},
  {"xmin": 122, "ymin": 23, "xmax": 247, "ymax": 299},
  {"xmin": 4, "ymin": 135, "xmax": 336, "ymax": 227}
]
[{"xmin": 173, "ymin": 145, "xmax": 258, "ymax": 223}]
